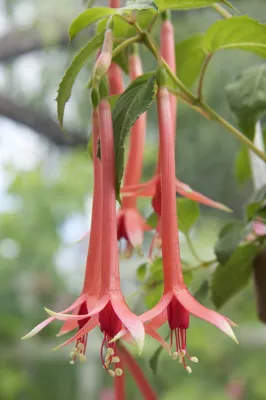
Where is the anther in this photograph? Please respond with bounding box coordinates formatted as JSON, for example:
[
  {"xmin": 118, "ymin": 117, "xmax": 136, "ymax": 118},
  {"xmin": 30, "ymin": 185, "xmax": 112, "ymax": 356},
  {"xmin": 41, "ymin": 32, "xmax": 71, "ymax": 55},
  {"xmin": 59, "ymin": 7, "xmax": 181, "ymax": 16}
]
[
  {"xmin": 190, "ymin": 357, "xmax": 198, "ymax": 363},
  {"xmin": 111, "ymin": 356, "xmax": 120, "ymax": 363},
  {"xmin": 106, "ymin": 348, "xmax": 115, "ymax": 356},
  {"xmin": 69, "ymin": 360, "xmax": 75, "ymax": 365},
  {"xmin": 186, "ymin": 366, "xmax": 192, "ymax": 374},
  {"xmin": 108, "ymin": 369, "xmax": 116, "ymax": 378},
  {"xmin": 115, "ymin": 368, "xmax": 123, "ymax": 376},
  {"xmin": 79, "ymin": 354, "xmax": 87, "ymax": 363},
  {"xmin": 172, "ymin": 352, "xmax": 178, "ymax": 360}
]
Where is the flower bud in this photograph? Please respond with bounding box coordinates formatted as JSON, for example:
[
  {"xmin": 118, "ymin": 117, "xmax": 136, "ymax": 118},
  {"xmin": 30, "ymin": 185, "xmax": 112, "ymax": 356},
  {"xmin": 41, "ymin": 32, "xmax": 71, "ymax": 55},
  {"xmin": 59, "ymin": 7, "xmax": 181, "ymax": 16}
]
[{"xmin": 92, "ymin": 28, "xmax": 113, "ymax": 85}]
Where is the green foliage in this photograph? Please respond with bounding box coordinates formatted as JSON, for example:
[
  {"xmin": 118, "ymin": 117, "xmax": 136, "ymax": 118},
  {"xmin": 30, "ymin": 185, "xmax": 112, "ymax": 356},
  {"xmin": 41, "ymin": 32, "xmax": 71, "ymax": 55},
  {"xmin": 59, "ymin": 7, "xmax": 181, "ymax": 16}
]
[
  {"xmin": 246, "ymin": 184, "xmax": 266, "ymax": 221},
  {"xmin": 175, "ymin": 35, "xmax": 205, "ymax": 87},
  {"xmin": 226, "ymin": 65, "xmax": 266, "ymax": 139},
  {"xmin": 69, "ymin": 7, "xmax": 117, "ymax": 40},
  {"xmin": 156, "ymin": 0, "xmax": 221, "ymax": 11},
  {"xmin": 234, "ymin": 146, "xmax": 252, "ymax": 184},
  {"xmin": 56, "ymin": 31, "xmax": 105, "ymax": 127},
  {"xmin": 177, "ymin": 198, "xmax": 200, "ymax": 234},
  {"xmin": 203, "ymin": 16, "xmax": 266, "ymax": 57},
  {"xmin": 122, "ymin": 0, "xmax": 158, "ymax": 11},
  {"xmin": 212, "ymin": 244, "xmax": 258, "ymax": 308},
  {"xmin": 112, "ymin": 73, "xmax": 157, "ymax": 200},
  {"xmin": 214, "ymin": 221, "xmax": 248, "ymax": 264},
  {"xmin": 97, "ymin": 9, "xmax": 156, "ymax": 38}
]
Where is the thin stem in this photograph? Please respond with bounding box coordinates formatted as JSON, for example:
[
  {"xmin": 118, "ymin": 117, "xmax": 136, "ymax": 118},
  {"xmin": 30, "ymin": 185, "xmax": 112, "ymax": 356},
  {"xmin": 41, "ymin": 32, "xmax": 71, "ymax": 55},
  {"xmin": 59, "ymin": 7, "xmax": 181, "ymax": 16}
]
[
  {"xmin": 147, "ymin": 13, "xmax": 158, "ymax": 32},
  {"xmin": 212, "ymin": 3, "xmax": 232, "ymax": 19},
  {"xmin": 197, "ymin": 53, "xmax": 213, "ymax": 101},
  {"xmin": 112, "ymin": 35, "xmax": 140, "ymax": 59},
  {"xmin": 185, "ymin": 234, "xmax": 204, "ymax": 264}
]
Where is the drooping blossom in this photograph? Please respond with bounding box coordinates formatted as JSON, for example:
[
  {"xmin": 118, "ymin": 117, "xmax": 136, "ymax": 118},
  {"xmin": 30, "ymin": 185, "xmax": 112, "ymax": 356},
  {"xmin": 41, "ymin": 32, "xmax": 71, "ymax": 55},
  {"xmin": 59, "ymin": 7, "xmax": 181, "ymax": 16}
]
[
  {"xmin": 116, "ymin": 47, "xmax": 150, "ymax": 257},
  {"xmin": 47, "ymin": 84, "xmax": 145, "ymax": 377},
  {"xmin": 22, "ymin": 100, "xmax": 103, "ymax": 365},
  {"xmin": 113, "ymin": 80, "xmax": 237, "ymax": 374}
]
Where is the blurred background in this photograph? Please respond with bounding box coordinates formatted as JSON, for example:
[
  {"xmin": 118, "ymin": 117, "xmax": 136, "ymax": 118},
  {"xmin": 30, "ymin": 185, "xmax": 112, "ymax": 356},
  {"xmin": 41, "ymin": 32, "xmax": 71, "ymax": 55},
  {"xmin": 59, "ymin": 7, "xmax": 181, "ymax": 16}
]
[{"xmin": 1, "ymin": 0, "xmax": 266, "ymax": 399}]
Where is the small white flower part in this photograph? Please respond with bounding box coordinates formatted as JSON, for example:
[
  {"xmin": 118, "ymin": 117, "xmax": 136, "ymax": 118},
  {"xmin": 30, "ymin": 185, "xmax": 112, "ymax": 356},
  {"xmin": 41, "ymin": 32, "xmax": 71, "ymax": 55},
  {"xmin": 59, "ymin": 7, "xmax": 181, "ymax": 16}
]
[
  {"xmin": 190, "ymin": 357, "xmax": 198, "ymax": 363},
  {"xmin": 115, "ymin": 368, "xmax": 123, "ymax": 376},
  {"xmin": 186, "ymin": 366, "xmax": 192, "ymax": 374}
]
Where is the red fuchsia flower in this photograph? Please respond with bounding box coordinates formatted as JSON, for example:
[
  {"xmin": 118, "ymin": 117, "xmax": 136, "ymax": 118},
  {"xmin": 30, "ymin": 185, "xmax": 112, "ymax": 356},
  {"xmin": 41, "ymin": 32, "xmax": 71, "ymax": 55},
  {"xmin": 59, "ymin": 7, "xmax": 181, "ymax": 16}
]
[
  {"xmin": 21, "ymin": 103, "xmax": 103, "ymax": 364},
  {"xmin": 116, "ymin": 47, "xmax": 150, "ymax": 257},
  {"xmin": 47, "ymin": 84, "xmax": 145, "ymax": 377},
  {"xmin": 114, "ymin": 80, "xmax": 237, "ymax": 374}
]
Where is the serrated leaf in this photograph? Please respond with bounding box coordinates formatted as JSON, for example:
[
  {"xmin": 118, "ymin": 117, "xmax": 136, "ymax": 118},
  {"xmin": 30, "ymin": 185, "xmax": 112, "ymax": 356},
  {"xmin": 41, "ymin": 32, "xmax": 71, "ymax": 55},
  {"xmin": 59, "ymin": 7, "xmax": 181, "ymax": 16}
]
[
  {"xmin": 226, "ymin": 65, "xmax": 266, "ymax": 139},
  {"xmin": 177, "ymin": 198, "xmax": 200, "ymax": 234},
  {"xmin": 234, "ymin": 146, "xmax": 252, "ymax": 184},
  {"xmin": 97, "ymin": 9, "xmax": 156, "ymax": 39},
  {"xmin": 137, "ymin": 263, "xmax": 147, "ymax": 281},
  {"xmin": 214, "ymin": 221, "xmax": 247, "ymax": 264},
  {"xmin": 155, "ymin": 0, "xmax": 220, "ymax": 11},
  {"xmin": 212, "ymin": 244, "xmax": 258, "ymax": 308},
  {"xmin": 146, "ymin": 211, "xmax": 158, "ymax": 229},
  {"xmin": 69, "ymin": 7, "xmax": 117, "ymax": 40},
  {"xmin": 113, "ymin": 73, "xmax": 157, "ymax": 200},
  {"xmin": 56, "ymin": 31, "xmax": 105, "ymax": 127},
  {"xmin": 203, "ymin": 16, "xmax": 266, "ymax": 58},
  {"xmin": 175, "ymin": 35, "xmax": 205, "ymax": 87}
]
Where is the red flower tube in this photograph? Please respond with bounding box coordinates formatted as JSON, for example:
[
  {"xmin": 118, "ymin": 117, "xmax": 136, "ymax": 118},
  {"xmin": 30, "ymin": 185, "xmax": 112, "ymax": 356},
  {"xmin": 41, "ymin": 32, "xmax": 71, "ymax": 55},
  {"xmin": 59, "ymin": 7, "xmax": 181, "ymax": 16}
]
[
  {"xmin": 21, "ymin": 98, "xmax": 103, "ymax": 362},
  {"xmin": 117, "ymin": 47, "xmax": 150, "ymax": 257},
  {"xmin": 48, "ymin": 82, "xmax": 145, "ymax": 376},
  {"xmin": 113, "ymin": 80, "xmax": 237, "ymax": 373}
]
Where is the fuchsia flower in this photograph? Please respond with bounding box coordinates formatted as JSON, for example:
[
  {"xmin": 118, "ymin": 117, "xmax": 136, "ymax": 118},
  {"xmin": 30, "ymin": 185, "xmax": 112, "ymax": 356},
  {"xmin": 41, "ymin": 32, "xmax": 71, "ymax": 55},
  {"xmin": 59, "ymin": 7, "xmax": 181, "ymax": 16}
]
[
  {"xmin": 21, "ymin": 108, "xmax": 103, "ymax": 355},
  {"xmin": 114, "ymin": 83, "xmax": 237, "ymax": 374},
  {"xmin": 44, "ymin": 90, "xmax": 145, "ymax": 377},
  {"xmin": 116, "ymin": 49, "xmax": 150, "ymax": 256}
]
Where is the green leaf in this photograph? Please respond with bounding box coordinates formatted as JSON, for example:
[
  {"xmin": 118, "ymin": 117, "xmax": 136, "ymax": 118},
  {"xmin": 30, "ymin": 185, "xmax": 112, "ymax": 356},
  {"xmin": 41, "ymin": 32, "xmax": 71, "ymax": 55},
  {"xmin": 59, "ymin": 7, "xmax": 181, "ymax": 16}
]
[
  {"xmin": 175, "ymin": 35, "xmax": 205, "ymax": 87},
  {"xmin": 214, "ymin": 221, "xmax": 247, "ymax": 264},
  {"xmin": 226, "ymin": 65, "xmax": 266, "ymax": 139},
  {"xmin": 87, "ymin": 134, "xmax": 93, "ymax": 160},
  {"xmin": 149, "ymin": 332, "xmax": 170, "ymax": 375},
  {"xmin": 108, "ymin": 94, "xmax": 120, "ymax": 110},
  {"xmin": 112, "ymin": 73, "xmax": 157, "ymax": 200},
  {"xmin": 145, "ymin": 283, "xmax": 163, "ymax": 308},
  {"xmin": 203, "ymin": 16, "xmax": 266, "ymax": 58},
  {"xmin": 212, "ymin": 243, "xmax": 258, "ymax": 308},
  {"xmin": 112, "ymin": 46, "xmax": 129, "ymax": 74},
  {"xmin": 156, "ymin": 0, "xmax": 220, "ymax": 11},
  {"xmin": 97, "ymin": 9, "xmax": 156, "ymax": 39},
  {"xmin": 122, "ymin": 0, "xmax": 158, "ymax": 11},
  {"xmin": 137, "ymin": 263, "xmax": 147, "ymax": 281},
  {"xmin": 146, "ymin": 211, "xmax": 158, "ymax": 229},
  {"xmin": 194, "ymin": 280, "xmax": 209, "ymax": 302},
  {"xmin": 234, "ymin": 146, "xmax": 252, "ymax": 184},
  {"xmin": 149, "ymin": 345, "xmax": 164, "ymax": 375},
  {"xmin": 177, "ymin": 198, "xmax": 200, "ymax": 234},
  {"xmin": 183, "ymin": 270, "xmax": 193, "ymax": 287},
  {"xmin": 69, "ymin": 7, "xmax": 117, "ymax": 40},
  {"xmin": 149, "ymin": 257, "xmax": 163, "ymax": 282},
  {"xmin": 246, "ymin": 186, "xmax": 266, "ymax": 221},
  {"xmin": 56, "ymin": 31, "xmax": 105, "ymax": 127}
]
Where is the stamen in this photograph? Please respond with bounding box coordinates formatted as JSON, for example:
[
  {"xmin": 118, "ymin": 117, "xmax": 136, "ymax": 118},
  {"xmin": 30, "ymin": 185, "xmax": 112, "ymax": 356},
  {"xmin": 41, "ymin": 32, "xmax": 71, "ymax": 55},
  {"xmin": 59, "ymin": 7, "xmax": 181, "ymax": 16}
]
[
  {"xmin": 172, "ymin": 352, "xmax": 178, "ymax": 360},
  {"xmin": 186, "ymin": 366, "xmax": 192, "ymax": 374},
  {"xmin": 106, "ymin": 347, "xmax": 115, "ymax": 356},
  {"xmin": 108, "ymin": 369, "xmax": 116, "ymax": 378},
  {"xmin": 115, "ymin": 368, "xmax": 123, "ymax": 376},
  {"xmin": 190, "ymin": 357, "xmax": 198, "ymax": 363},
  {"xmin": 111, "ymin": 356, "xmax": 120, "ymax": 363}
]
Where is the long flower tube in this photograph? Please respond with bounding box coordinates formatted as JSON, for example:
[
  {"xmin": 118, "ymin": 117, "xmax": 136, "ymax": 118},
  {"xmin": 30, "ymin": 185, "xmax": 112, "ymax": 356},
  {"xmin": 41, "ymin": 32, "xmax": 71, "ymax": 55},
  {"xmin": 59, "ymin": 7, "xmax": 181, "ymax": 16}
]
[
  {"xmin": 47, "ymin": 82, "xmax": 145, "ymax": 376},
  {"xmin": 117, "ymin": 47, "xmax": 150, "ymax": 257},
  {"xmin": 112, "ymin": 80, "xmax": 237, "ymax": 373},
  {"xmin": 21, "ymin": 99, "xmax": 103, "ymax": 363}
]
